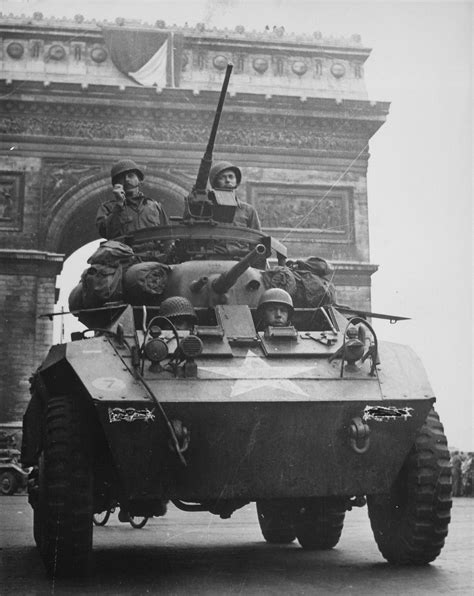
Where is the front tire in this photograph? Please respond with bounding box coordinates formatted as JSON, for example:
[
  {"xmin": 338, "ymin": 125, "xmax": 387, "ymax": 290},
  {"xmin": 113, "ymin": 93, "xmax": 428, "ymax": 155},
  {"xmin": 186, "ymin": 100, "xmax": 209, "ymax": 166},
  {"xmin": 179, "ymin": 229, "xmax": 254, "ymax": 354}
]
[
  {"xmin": 0, "ymin": 471, "xmax": 18, "ymax": 495},
  {"xmin": 256, "ymin": 500, "xmax": 296, "ymax": 544},
  {"xmin": 294, "ymin": 497, "xmax": 346, "ymax": 550},
  {"xmin": 367, "ymin": 408, "xmax": 452, "ymax": 565},
  {"xmin": 38, "ymin": 395, "xmax": 94, "ymax": 577}
]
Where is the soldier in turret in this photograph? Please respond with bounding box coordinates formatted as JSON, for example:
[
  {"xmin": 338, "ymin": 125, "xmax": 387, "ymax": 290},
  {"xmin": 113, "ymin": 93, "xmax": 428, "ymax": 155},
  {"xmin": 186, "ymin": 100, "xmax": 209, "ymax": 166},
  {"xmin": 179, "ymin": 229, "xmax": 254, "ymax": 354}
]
[
  {"xmin": 209, "ymin": 161, "xmax": 261, "ymax": 231},
  {"xmin": 96, "ymin": 160, "xmax": 169, "ymax": 239}
]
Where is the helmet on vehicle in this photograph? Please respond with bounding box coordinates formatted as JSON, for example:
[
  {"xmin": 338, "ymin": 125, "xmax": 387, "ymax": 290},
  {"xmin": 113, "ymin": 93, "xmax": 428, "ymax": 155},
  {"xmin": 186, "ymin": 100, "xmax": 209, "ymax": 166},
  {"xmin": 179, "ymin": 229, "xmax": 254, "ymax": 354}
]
[
  {"xmin": 257, "ymin": 288, "xmax": 294, "ymax": 317},
  {"xmin": 110, "ymin": 159, "xmax": 144, "ymax": 185},
  {"xmin": 159, "ymin": 296, "xmax": 197, "ymax": 322},
  {"xmin": 209, "ymin": 161, "xmax": 242, "ymax": 188}
]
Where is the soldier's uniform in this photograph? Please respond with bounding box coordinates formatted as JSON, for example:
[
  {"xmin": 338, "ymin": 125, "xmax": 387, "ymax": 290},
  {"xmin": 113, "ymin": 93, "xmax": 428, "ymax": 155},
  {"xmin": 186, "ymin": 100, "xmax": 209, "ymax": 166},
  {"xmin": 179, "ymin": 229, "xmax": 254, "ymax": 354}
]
[
  {"xmin": 96, "ymin": 193, "xmax": 168, "ymax": 239},
  {"xmin": 231, "ymin": 198, "xmax": 261, "ymax": 230},
  {"xmin": 209, "ymin": 161, "xmax": 261, "ymax": 256},
  {"xmin": 209, "ymin": 161, "xmax": 261, "ymax": 232},
  {"xmin": 96, "ymin": 159, "xmax": 169, "ymax": 240}
]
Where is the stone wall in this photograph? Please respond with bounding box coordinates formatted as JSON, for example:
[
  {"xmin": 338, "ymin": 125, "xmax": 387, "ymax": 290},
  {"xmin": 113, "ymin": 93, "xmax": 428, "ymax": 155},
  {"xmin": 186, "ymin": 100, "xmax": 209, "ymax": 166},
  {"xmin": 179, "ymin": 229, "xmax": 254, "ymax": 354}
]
[{"xmin": 0, "ymin": 251, "xmax": 62, "ymax": 420}]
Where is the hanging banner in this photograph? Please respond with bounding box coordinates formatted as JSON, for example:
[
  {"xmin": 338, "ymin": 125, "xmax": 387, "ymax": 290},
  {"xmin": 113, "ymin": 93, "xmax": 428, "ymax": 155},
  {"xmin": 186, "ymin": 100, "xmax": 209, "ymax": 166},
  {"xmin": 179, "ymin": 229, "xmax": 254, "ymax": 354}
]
[{"xmin": 102, "ymin": 27, "xmax": 184, "ymax": 88}]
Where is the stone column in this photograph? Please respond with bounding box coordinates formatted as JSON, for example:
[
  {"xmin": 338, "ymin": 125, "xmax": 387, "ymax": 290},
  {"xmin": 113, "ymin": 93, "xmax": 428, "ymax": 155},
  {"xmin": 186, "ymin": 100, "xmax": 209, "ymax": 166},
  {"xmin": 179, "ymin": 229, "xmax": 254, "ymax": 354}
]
[{"xmin": 0, "ymin": 250, "xmax": 63, "ymax": 423}]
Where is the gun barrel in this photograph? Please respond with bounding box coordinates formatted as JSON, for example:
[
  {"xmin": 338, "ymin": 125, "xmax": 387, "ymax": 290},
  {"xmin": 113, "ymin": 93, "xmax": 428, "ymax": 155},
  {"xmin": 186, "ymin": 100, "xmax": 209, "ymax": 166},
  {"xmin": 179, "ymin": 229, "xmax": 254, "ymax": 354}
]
[
  {"xmin": 194, "ymin": 63, "xmax": 233, "ymax": 192},
  {"xmin": 212, "ymin": 244, "xmax": 267, "ymax": 294}
]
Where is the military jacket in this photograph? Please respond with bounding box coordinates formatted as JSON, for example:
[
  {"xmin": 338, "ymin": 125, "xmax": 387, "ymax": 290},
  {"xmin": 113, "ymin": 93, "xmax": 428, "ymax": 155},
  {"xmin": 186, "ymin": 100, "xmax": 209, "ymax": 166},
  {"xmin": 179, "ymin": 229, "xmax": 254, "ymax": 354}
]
[
  {"xmin": 232, "ymin": 199, "xmax": 261, "ymax": 231},
  {"xmin": 215, "ymin": 197, "xmax": 261, "ymax": 257},
  {"xmin": 96, "ymin": 193, "xmax": 169, "ymax": 239}
]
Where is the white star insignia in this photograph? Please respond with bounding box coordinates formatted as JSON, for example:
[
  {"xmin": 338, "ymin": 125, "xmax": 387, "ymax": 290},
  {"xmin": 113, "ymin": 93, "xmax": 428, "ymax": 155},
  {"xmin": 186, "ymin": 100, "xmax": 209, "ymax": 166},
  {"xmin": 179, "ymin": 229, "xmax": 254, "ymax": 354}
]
[{"xmin": 199, "ymin": 350, "xmax": 313, "ymax": 398}]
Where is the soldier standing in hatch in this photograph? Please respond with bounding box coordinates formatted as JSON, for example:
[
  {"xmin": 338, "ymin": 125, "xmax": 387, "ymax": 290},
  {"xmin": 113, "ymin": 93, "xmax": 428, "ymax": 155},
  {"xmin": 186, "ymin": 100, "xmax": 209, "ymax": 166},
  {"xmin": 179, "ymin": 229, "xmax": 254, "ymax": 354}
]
[
  {"xmin": 256, "ymin": 288, "xmax": 294, "ymax": 330},
  {"xmin": 159, "ymin": 296, "xmax": 197, "ymax": 332},
  {"xmin": 96, "ymin": 159, "xmax": 169, "ymax": 239},
  {"xmin": 209, "ymin": 161, "xmax": 261, "ymax": 231}
]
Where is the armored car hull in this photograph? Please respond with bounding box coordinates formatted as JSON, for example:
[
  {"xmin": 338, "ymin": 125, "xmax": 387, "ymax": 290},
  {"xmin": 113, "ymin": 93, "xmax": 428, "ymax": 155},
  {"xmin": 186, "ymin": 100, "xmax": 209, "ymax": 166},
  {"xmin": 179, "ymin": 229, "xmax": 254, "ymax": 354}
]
[{"xmin": 22, "ymin": 299, "xmax": 451, "ymax": 577}]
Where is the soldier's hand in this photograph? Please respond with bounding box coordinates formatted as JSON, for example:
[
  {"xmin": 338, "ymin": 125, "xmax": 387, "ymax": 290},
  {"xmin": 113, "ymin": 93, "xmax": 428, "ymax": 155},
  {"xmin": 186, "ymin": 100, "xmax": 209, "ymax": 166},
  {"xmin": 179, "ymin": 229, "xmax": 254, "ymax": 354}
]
[{"xmin": 112, "ymin": 184, "xmax": 126, "ymax": 205}]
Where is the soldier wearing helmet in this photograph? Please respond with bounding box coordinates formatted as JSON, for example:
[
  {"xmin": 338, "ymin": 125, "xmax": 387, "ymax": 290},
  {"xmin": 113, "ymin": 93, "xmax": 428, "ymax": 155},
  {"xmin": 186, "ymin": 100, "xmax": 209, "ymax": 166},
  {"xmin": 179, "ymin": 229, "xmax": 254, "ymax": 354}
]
[
  {"xmin": 96, "ymin": 159, "xmax": 169, "ymax": 239},
  {"xmin": 257, "ymin": 288, "xmax": 294, "ymax": 328},
  {"xmin": 159, "ymin": 296, "xmax": 197, "ymax": 331},
  {"xmin": 209, "ymin": 161, "xmax": 261, "ymax": 231}
]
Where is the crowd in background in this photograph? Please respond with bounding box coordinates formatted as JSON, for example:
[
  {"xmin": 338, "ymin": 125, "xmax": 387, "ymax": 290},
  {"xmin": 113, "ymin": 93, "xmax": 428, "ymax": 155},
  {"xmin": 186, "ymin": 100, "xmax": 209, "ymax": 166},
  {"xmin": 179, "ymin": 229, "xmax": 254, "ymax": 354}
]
[{"xmin": 450, "ymin": 450, "xmax": 474, "ymax": 497}]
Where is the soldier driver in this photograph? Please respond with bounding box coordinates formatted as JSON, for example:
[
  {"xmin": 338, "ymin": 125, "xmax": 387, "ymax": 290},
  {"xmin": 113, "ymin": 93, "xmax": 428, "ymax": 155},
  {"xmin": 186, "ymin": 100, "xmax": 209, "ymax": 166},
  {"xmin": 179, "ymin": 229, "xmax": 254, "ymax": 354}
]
[
  {"xmin": 257, "ymin": 288, "xmax": 294, "ymax": 329},
  {"xmin": 96, "ymin": 159, "xmax": 169, "ymax": 240},
  {"xmin": 158, "ymin": 296, "xmax": 197, "ymax": 332}
]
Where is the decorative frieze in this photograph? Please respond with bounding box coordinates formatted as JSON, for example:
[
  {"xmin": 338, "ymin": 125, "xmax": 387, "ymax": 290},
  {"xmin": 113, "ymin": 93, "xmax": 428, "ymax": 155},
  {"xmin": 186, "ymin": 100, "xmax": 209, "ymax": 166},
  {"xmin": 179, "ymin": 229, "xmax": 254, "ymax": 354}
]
[
  {"xmin": 1, "ymin": 16, "xmax": 370, "ymax": 99},
  {"xmin": 3, "ymin": 39, "xmax": 109, "ymax": 65},
  {"xmin": 0, "ymin": 108, "xmax": 369, "ymax": 154}
]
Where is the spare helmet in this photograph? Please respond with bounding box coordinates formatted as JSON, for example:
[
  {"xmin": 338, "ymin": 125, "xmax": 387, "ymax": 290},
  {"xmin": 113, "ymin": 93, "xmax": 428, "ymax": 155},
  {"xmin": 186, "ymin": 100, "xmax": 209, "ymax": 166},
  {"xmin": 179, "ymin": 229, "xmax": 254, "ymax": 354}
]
[
  {"xmin": 159, "ymin": 296, "xmax": 197, "ymax": 322},
  {"xmin": 110, "ymin": 159, "xmax": 144, "ymax": 185},
  {"xmin": 209, "ymin": 161, "xmax": 242, "ymax": 188},
  {"xmin": 257, "ymin": 288, "xmax": 294, "ymax": 317}
]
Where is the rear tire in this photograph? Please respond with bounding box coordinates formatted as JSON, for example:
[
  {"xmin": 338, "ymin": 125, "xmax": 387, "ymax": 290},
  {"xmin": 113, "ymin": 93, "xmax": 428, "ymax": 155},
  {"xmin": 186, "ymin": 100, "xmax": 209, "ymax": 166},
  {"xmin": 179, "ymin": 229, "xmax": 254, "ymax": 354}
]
[
  {"xmin": 256, "ymin": 500, "xmax": 296, "ymax": 544},
  {"xmin": 38, "ymin": 395, "xmax": 94, "ymax": 577},
  {"xmin": 128, "ymin": 514, "xmax": 149, "ymax": 529},
  {"xmin": 93, "ymin": 509, "xmax": 112, "ymax": 526},
  {"xmin": 295, "ymin": 497, "xmax": 346, "ymax": 550},
  {"xmin": 0, "ymin": 471, "xmax": 18, "ymax": 495},
  {"xmin": 367, "ymin": 408, "xmax": 452, "ymax": 565}
]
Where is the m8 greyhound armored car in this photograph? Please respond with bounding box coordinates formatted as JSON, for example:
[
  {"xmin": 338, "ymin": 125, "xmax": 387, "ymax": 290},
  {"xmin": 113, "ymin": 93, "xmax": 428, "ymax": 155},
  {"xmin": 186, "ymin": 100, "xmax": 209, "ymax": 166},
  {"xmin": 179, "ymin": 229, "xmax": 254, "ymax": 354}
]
[{"xmin": 21, "ymin": 65, "xmax": 451, "ymax": 578}]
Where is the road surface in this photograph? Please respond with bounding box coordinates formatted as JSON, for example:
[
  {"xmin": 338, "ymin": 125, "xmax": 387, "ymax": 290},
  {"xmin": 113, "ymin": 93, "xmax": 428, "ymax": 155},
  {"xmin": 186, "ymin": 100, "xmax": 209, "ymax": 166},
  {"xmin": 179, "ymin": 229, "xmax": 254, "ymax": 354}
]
[{"xmin": 1, "ymin": 496, "xmax": 473, "ymax": 594}]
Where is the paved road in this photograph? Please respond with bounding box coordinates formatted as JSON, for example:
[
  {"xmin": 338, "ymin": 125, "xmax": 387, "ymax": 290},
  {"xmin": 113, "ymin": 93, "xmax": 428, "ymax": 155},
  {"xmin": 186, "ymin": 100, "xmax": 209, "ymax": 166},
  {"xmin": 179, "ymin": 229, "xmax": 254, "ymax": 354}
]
[{"xmin": 1, "ymin": 496, "xmax": 473, "ymax": 595}]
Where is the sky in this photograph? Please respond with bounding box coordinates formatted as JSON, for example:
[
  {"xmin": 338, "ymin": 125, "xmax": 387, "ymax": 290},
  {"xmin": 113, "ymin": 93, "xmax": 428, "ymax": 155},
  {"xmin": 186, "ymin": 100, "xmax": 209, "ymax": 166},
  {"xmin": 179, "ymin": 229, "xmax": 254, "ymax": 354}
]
[{"xmin": 3, "ymin": 1, "xmax": 472, "ymax": 449}]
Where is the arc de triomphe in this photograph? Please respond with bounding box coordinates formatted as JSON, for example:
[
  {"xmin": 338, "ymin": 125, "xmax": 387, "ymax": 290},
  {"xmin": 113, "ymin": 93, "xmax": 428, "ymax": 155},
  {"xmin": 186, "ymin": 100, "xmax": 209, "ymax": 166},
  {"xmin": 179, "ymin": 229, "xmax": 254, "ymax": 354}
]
[{"xmin": 0, "ymin": 15, "xmax": 388, "ymax": 422}]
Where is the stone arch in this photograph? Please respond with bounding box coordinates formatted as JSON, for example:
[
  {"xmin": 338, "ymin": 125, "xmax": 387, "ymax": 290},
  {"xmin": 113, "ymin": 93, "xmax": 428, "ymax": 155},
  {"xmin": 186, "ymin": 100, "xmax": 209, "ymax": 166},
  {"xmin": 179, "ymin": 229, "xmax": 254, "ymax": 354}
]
[{"xmin": 44, "ymin": 170, "xmax": 189, "ymax": 258}]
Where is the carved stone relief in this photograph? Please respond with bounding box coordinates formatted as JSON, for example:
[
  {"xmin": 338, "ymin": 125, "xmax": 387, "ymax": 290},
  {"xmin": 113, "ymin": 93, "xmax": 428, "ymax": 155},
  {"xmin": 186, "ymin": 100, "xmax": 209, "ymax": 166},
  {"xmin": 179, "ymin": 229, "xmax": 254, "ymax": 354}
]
[
  {"xmin": 0, "ymin": 109, "xmax": 369, "ymax": 154},
  {"xmin": 41, "ymin": 162, "xmax": 102, "ymax": 213},
  {"xmin": 248, "ymin": 183, "xmax": 353, "ymax": 243},
  {"xmin": 0, "ymin": 172, "xmax": 24, "ymax": 230}
]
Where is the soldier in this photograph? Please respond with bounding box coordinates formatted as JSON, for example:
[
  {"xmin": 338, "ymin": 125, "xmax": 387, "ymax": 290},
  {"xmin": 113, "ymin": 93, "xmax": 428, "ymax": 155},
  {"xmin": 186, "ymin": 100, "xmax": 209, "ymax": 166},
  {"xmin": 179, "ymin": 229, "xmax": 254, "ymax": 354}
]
[
  {"xmin": 96, "ymin": 159, "xmax": 169, "ymax": 239},
  {"xmin": 257, "ymin": 288, "xmax": 294, "ymax": 329},
  {"xmin": 159, "ymin": 296, "xmax": 197, "ymax": 331},
  {"xmin": 209, "ymin": 161, "xmax": 261, "ymax": 231}
]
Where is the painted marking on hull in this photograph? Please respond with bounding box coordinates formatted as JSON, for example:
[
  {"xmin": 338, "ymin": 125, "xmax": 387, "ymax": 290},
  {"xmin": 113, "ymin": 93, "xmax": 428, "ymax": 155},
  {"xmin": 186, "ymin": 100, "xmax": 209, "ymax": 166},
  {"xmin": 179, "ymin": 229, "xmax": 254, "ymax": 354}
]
[
  {"xmin": 200, "ymin": 350, "xmax": 314, "ymax": 397},
  {"xmin": 92, "ymin": 377, "xmax": 126, "ymax": 392},
  {"xmin": 108, "ymin": 407, "xmax": 155, "ymax": 423},
  {"xmin": 363, "ymin": 405, "xmax": 414, "ymax": 421}
]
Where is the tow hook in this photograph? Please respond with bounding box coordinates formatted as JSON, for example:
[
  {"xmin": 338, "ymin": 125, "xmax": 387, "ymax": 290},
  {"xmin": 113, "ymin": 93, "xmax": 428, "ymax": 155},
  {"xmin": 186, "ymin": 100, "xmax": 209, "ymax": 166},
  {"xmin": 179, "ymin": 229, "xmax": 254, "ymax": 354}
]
[{"xmin": 348, "ymin": 417, "xmax": 370, "ymax": 454}]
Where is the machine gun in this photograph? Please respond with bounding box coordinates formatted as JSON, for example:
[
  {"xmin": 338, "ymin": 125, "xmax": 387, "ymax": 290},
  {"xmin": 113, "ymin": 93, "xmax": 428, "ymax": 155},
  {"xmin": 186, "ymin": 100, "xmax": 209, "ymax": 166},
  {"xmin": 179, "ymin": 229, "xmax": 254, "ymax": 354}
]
[{"xmin": 186, "ymin": 63, "xmax": 236, "ymax": 222}]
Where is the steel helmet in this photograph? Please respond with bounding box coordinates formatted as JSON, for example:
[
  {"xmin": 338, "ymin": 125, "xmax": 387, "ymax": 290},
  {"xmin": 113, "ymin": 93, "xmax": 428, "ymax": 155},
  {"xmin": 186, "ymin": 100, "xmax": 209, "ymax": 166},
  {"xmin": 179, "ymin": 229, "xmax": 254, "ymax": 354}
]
[
  {"xmin": 257, "ymin": 288, "xmax": 294, "ymax": 317},
  {"xmin": 159, "ymin": 296, "xmax": 197, "ymax": 322},
  {"xmin": 209, "ymin": 161, "xmax": 242, "ymax": 188},
  {"xmin": 110, "ymin": 159, "xmax": 144, "ymax": 185}
]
